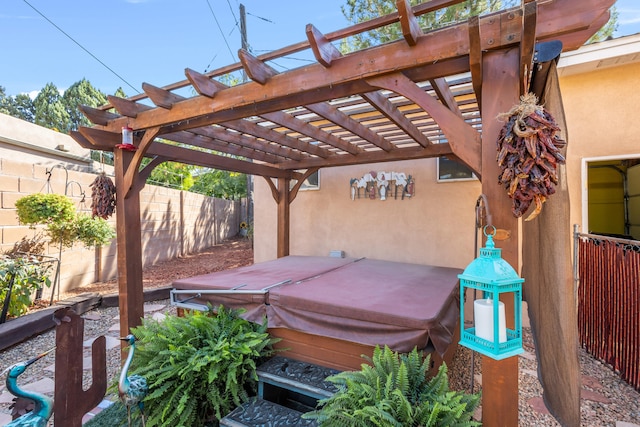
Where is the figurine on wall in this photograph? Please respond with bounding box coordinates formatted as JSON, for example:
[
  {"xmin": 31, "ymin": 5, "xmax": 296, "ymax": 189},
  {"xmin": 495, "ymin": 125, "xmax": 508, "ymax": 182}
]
[
  {"xmin": 377, "ymin": 172, "xmax": 389, "ymax": 201},
  {"xmin": 403, "ymin": 175, "xmax": 415, "ymax": 199}
]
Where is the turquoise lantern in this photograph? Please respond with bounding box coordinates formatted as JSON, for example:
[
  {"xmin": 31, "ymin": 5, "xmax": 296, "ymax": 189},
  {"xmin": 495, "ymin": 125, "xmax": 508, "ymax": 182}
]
[{"xmin": 459, "ymin": 226, "xmax": 524, "ymax": 360}]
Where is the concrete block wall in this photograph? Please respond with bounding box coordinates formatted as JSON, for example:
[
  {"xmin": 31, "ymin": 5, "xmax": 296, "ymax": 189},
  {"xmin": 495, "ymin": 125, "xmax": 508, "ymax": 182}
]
[{"xmin": 0, "ymin": 156, "xmax": 241, "ymax": 298}]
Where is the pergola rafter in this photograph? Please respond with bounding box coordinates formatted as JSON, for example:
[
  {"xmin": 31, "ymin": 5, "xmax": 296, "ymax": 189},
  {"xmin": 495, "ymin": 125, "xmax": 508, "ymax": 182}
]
[{"xmin": 70, "ymin": 1, "xmax": 615, "ymax": 425}]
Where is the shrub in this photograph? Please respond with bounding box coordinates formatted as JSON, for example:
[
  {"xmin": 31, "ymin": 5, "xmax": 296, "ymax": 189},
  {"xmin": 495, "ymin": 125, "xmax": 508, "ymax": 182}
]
[
  {"xmin": 0, "ymin": 255, "xmax": 53, "ymax": 318},
  {"xmin": 303, "ymin": 345, "xmax": 481, "ymax": 427},
  {"xmin": 15, "ymin": 193, "xmax": 75, "ymax": 225},
  {"xmin": 129, "ymin": 305, "xmax": 279, "ymax": 427}
]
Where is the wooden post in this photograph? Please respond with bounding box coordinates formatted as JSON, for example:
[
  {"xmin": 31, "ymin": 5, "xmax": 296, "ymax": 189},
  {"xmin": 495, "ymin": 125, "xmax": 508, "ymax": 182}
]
[
  {"xmin": 480, "ymin": 47, "xmax": 521, "ymax": 426},
  {"xmin": 276, "ymin": 177, "xmax": 291, "ymax": 258},
  {"xmin": 113, "ymin": 148, "xmax": 145, "ymax": 344}
]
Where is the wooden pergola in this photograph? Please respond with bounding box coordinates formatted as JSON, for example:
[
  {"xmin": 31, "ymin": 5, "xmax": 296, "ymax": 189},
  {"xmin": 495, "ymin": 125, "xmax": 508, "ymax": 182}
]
[{"xmin": 71, "ymin": 1, "xmax": 613, "ymax": 425}]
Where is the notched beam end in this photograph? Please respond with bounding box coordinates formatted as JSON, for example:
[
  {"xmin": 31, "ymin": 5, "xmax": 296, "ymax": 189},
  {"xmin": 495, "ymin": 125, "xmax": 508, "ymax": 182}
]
[
  {"xmin": 142, "ymin": 82, "xmax": 185, "ymax": 109},
  {"xmin": 107, "ymin": 95, "xmax": 151, "ymax": 118},
  {"xmin": 396, "ymin": 0, "xmax": 422, "ymax": 46},
  {"xmin": 306, "ymin": 24, "xmax": 342, "ymax": 67},
  {"xmin": 185, "ymin": 68, "xmax": 227, "ymax": 98},
  {"xmin": 238, "ymin": 48, "xmax": 279, "ymax": 85},
  {"xmin": 79, "ymin": 105, "xmax": 120, "ymax": 126}
]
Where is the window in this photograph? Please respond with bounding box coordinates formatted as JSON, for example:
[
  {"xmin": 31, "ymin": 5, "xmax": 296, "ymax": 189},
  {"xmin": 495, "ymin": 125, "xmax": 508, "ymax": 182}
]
[
  {"xmin": 437, "ymin": 156, "xmax": 477, "ymax": 182},
  {"xmin": 292, "ymin": 170, "xmax": 320, "ymax": 191}
]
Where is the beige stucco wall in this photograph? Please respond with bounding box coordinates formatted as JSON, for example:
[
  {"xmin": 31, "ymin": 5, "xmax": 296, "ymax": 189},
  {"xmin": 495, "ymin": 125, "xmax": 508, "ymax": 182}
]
[
  {"xmin": 253, "ymin": 35, "xmax": 640, "ymax": 269},
  {"xmin": 254, "ymin": 159, "xmax": 481, "ymax": 270},
  {"xmin": 559, "ymin": 57, "xmax": 640, "ymax": 237}
]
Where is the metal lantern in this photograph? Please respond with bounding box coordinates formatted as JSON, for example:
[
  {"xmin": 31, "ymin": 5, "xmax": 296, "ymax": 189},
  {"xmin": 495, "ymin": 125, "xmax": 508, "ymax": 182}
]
[{"xmin": 459, "ymin": 226, "xmax": 524, "ymax": 360}]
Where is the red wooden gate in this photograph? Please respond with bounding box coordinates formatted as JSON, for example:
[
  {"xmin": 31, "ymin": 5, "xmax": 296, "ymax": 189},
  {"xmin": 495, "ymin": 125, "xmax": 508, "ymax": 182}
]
[{"xmin": 576, "ymin": 231, "xmax": 640, "ymax": 391}]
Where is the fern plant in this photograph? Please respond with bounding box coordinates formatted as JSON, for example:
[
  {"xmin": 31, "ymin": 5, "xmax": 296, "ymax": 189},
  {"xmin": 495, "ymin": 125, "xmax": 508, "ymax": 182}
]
[
  {"xmin": 129, "ymin": 305, "xmax": 279, "ymax": 427},
  {"xmin": 303, "ymin": 346, "xmax": 481, "ymax": 427}
]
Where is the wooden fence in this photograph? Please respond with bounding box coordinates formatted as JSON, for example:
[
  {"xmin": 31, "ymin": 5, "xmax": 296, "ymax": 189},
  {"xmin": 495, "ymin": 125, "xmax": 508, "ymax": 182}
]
[{"xmin": 576, "ymin": 229, "xmax": 640, "ymax": 391}]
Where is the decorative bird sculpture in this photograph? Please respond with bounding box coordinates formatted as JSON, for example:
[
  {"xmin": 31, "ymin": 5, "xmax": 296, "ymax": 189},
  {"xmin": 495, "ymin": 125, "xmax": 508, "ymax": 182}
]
[
  {"xmin": 119, "ymin": 334, "xmax": 148, "ymax": 427},
  {"xmin": 2, "ymin": 348, "xmax": 55, "ymax": 427}
]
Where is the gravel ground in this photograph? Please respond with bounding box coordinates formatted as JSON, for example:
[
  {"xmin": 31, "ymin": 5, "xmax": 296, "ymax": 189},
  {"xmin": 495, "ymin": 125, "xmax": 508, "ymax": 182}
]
[{"xmin": 1, "ymin": 237, "xmax": 639, "ymax": 426}]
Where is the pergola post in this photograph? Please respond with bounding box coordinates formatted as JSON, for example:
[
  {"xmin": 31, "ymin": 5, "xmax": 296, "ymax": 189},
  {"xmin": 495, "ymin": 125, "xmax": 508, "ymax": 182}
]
[
  {"xmin": 276, "ymin": 177, "xmax": 291, "ymax": 258},
  {"xmin": 480, "ymin": 47, "xmax": 521, "ymax": 426},
  {"xmin": 113, "ymin": 148, "xmax": 145, "ymax": 342}
]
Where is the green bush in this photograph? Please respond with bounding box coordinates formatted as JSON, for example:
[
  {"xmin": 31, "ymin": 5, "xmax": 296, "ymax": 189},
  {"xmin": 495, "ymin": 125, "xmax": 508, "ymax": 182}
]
[
  {"xmin": 15, "ymin": 193, "xmax": 115, "ymax": 248},
  {"xmin": 0, "ymin": 255, "xmax": 52, "ymax": 317},
  {"xmin": 128, "ymin": 305, "xmax": 279, "ymax": 427},
  {"xmin": 303, "ymin": 346, "xmax": 481, "ymax": 427},
  {"xmin": 15, "ymin": 193, "xmax": 75, "ymax": 225}
]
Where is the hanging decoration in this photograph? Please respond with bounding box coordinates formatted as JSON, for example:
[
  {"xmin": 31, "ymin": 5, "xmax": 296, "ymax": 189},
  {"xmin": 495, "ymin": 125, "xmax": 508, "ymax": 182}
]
[
  {"xmin": 89, "ymin": 172, "xmax": 116, "ymax": 219},
  {"xmin": 496, "ymin": 93, "xmax": 566, "ymax": 221},
  {"xmin": 115, "ymin": 125, "xmax": 137, "ymax": 151},
  {"xmin": 349, "ymin": 171, "xmax": 414, "ymax": 201},
  {"xmin": 459, "ymin": 225, "xmax": 524, "ymax": 360}
]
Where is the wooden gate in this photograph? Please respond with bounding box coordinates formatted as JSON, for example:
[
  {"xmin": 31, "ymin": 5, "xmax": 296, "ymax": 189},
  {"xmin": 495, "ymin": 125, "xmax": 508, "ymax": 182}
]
[{"xmin": 576, "ymin": 229, "xmax": 640, "ymax": 390}]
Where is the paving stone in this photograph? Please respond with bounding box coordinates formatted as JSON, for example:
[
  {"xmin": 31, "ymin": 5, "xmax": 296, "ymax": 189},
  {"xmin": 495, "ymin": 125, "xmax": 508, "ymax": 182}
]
[
  {"xmin": 152, "ymin": 312, "xmax": 167, "ymax": 322},
  {"xmin": 83, "ymin": 335, "xmax": 120, "ymax": 350},
  {"xmin": 519, "ymin": 351, "xmax": 537, "ymax": 361},
  {"xmin": 582, "ymin": 374, "xmax": 604, "ymax": 390},
  {"xmin": 144, "ymin": 304, "xmax": 166, "ymax": 313},
  {"xmin": 83, "ymin": 313, "xmax": 102, "ymax": 321},
  {"xmin": 581, "ymin": 388, "xmax": 612, "ymax": 403},
  {"xmin": 617, "ymin": 422, "xmax": 640, "ymax": 427},
  {"xmin": 528, "ymin": 396, "xmax": 551, "ymax": 415},
  {"xmin": 522, "ymin": 368, "xmax": 538, "ymax": 378}
]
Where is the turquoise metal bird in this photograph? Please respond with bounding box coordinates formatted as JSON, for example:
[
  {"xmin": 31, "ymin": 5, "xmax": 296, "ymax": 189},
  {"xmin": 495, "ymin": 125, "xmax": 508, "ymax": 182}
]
[
  {"xmin": 119, "ymin": 334, "xmax": 148, "ymax": 427},
  {"xmin": 2, "ymin": 348, "xmax": 55, "ymax": 427}
]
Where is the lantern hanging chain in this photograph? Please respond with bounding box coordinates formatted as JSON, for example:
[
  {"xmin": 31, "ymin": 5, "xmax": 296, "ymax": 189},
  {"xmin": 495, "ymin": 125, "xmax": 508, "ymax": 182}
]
[{"xmin": 469, "ymin": 194, "xmax": 493, "ymax": 393}]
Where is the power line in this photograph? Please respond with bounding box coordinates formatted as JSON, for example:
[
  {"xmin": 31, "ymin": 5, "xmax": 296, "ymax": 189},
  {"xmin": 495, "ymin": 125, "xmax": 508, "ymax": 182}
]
[
  {"xmin": 205, "ymin": 0, "xmax": 236, "ymax": 63},
  {"xmin": 22, "ymin": 0, "xmax": 139, "ymax": 94}
]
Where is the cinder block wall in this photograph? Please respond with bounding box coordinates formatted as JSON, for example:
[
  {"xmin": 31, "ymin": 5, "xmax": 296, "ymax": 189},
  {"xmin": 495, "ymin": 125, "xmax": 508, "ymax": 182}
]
[{"xmin": 0, "ymin": 156, "xmax": 241, "ymax": 298}]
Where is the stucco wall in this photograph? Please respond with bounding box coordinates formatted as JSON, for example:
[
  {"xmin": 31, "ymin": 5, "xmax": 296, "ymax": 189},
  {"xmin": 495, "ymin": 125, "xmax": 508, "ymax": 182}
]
[
  {"xmin": 559, "ymin": 58, "xmax": 640, "ymax": 237},
  {"xmin": 254, "ymin": 159, "xmax": 481, "ymax": 270},
  {"xmin": 0, "ymin": 115, "xmax": 241, "ymax": 297}
]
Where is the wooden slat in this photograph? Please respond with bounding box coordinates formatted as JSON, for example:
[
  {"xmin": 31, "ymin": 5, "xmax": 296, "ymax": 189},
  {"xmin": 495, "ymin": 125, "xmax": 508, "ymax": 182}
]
[
  {"xmin": 397, "ymin": 0, "xmax": 422, "ymax": 46},
  {"xmin": 520, "ymin": 1, "xmax": 538, "ymax": 96},
  {"xmin": 366, "ymin": 72, "xmax": 481, "ymax": 177},
  {"xmin": 142, "ymin": 82, "xmax": 183, "ymax": 109},
  {"xmin": 281, "ymin": 143, "xmax": 453, "ymax": 170},
  {"xmin": 306, "ymin": 102, "xmax": 395, "ymax": 152},
  {"xmin": 261, "ymin": 110, "xmax": 362, "ymax": 155},
  {"xmin": 107, "ymin": 95, "xmax": 152, "ymax": 117},
  {"xmin": 306, "ymin": 24, "xmax": 341, "ymax": 67},
  {"xmin": 79, "ymin": 105, "xmax": 120, "ymax": 126},
  {"xmin": 362, "ymin": 90, "xmax": 431, "ymax": 147},
  {"xmin": 222, "ymin": 119, "xmax": 332, "ymax": 159},
  {"xmin": 429, "ymin": 77, "xmax": 465, "ymax": 119},
  {"xmin": 185, "ymin": 68, "xmax": 224, "ymax": 98},
  {"xmin": 469, "ymin": 16, "xmax": 483, "ymax": 115},
  {"xmin": 238, "ymin": 49, "xmax": 278, "ymax": 85}
]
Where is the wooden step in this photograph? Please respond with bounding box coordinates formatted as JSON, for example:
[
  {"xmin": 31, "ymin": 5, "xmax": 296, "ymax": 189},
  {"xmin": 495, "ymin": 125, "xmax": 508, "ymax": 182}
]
[
  {"xmin": 219, "ymin": 397, "xmax": 317, "ymax": 427},
  {"xmin": 257, "ymin": 356, "xmax": 340, "ymax": 401}
]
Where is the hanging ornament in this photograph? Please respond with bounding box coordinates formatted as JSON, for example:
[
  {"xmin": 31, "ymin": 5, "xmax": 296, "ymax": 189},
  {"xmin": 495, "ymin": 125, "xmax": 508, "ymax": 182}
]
[
  {"xmin": 90, "ymin": 172, "xmax": 116, "ymax": 219},
  {"xmin": 496, "ymin": 93, "xmax": 566, "ymax": 221}
]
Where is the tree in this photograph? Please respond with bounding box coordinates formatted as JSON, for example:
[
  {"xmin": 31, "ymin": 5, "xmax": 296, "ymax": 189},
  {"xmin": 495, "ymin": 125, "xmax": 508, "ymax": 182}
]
[
  {"xmin": 62, "ymin": 78, "xmax": 107, "ymax": 132},
  {"xmin": 146, "ymin": 161, "xmax": 195, "ymax": 190},
  {"xmin": 0, "ymin": 86, "xmax": 35, "ymax": 122},
  {"xmin": 33, "ymin": 82, "xmax": 69, "ymax": 132},
  {"xmin": 191, "ymin": 169, "xmax": 247, "ymax": 200}
]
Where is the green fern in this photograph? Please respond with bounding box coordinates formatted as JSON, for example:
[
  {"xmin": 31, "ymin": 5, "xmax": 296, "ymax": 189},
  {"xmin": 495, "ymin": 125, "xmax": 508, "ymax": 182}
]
[
  {"xmin": 128, "ymin": 305, "xmax": 279, "ymax": 427},
  {"xmin": 303, "ymin": 346, "xmax": 481, "ymax": 427}
]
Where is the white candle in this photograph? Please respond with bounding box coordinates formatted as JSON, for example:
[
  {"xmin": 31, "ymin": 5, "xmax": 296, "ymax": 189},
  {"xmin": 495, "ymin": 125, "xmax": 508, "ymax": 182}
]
[{"xmin": 474, "ymin": 298, "xmax": 507, "ymax": 343}]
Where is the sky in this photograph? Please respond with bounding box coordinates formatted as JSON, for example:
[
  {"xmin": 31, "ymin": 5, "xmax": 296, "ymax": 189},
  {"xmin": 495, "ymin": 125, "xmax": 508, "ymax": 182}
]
[{"xmin": 1, "ymin": 0, "xmax": 639, "ymax": 99}]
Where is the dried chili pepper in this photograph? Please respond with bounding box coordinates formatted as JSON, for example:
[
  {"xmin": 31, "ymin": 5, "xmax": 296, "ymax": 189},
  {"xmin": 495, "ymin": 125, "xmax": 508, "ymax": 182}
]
[
  {"xmin": 496, "ymin": 93, "xmax": 566, "ymax": 221},
  {"xmin": 89, "ymin": 172, "xmax": 116, "ymax": 219}
]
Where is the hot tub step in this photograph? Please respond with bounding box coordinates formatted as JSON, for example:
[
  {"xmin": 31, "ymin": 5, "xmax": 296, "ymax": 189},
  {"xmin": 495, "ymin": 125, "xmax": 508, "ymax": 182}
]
[
  {"xmin": 219, "ymin": 397, "xmax": 317, "ymax": 427},
  {"xmin": 257, "ymin": 356, "xmax": 340, "ymax": 401}
]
